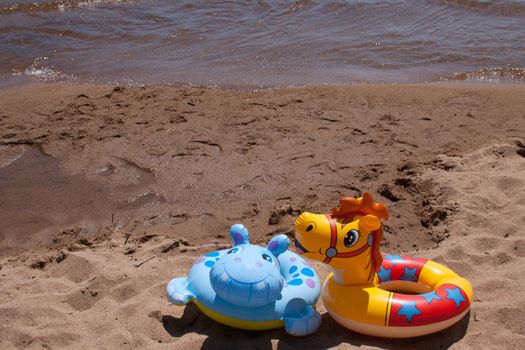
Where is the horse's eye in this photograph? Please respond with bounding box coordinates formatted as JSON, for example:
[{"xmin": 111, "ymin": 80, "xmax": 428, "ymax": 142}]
[
  {"xmin": 306, "ymin": 224, "xmax": 314, "ymax": 232},
  {"xmin": 344, "ymin": 230, "xmax": 359, "ymax": 248}
]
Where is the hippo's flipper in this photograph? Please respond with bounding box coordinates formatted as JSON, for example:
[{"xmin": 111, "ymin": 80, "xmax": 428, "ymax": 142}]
[
  {"xmin": 283, "ymin": 298, "xmax": 321, "ymax": 336},
  {"xmin": 166, "ymin": 277, "xmax": 194, "ymax": 305},
  {"xmin": 284, "ymin": 306, "xmax": 321, "ymax": 336}
]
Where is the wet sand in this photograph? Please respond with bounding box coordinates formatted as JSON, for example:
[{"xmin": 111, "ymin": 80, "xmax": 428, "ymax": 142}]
[{"xmin": 0, "ymin": 83, "xmax": 524, "ymax": 349}]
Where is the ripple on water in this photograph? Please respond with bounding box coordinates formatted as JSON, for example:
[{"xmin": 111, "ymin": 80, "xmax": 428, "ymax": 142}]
[{"xmin": 0, "ymin": 0, "xmax": 524, "ymax": 87}]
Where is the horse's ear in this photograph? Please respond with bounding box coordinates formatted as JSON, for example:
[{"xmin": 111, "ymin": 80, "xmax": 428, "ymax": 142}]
[
  {"xmin": 267, "ymin": 234, "xmax": 290, "ymax": 257},
  {"xmin": 359, "ymin": 215, "xmax": 381, "ymax": 232},
  {"xmin": 230, "ymin": 224, "xmax": 249, "ymax": 245}
]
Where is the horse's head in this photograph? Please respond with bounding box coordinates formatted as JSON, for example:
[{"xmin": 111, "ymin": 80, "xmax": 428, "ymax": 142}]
[
  {"xmin": 294, "ymin": 193, "xmax": 388, "ymax": 272},
  {"xmin": 210, "ymin": 224, "xmax": 289, "ymax": 307}
]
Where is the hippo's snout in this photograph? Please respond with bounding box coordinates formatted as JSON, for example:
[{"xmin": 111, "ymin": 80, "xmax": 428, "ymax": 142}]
[{"xmin": 210, "ymin": 261, "xmax": 283, "ymax": 307}]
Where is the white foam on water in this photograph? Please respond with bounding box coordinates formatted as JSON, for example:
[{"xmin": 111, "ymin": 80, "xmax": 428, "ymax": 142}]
[{"xmin": 23, "ymin": 57, "xmax": 76, "ymax": 82}]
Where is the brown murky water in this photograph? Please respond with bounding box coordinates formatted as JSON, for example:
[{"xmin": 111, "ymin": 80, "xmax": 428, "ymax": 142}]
[
  {"xmin": 0, "ymin": 147, "xmax": 158, "ymax": 251},
  {"xmin": 1, "ymin": 0, "xmax": 525, "ymax": 88}
]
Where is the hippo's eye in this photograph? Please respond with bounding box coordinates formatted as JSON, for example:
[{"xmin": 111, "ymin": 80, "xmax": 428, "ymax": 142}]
[
  {"xmin": 227, "ymin": 246, "xmax": 243, "ymax": 254},
  {"xmin": 344, "ymin": 230, "xmax": 359, "ymax": 248},
  {"xmin": 261, "ymin": 252, "xmax": 274, "ymax": 264},
  {"xmin": 306, "ymin": 224, "xmax": 314, "ymax": 232}
]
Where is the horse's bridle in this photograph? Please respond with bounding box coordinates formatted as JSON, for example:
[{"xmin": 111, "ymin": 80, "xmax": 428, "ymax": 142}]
[{"xmin": 322, "ymin": 214, "xmax": 371, "ymax": 264}]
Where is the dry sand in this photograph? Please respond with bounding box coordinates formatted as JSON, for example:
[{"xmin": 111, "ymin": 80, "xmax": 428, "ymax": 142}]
[{"xmin": 0, "ymin": 83, "xmax": 524, "ymax": 349}]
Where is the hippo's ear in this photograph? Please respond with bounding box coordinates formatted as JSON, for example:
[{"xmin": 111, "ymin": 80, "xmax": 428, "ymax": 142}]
[
  {"xmin": 267, "ymin": 234, "xmax": 290, "ymax": 257},
  {"xmin": 230, "ymin": 224, "xmax": 250, "ymax": 246}
]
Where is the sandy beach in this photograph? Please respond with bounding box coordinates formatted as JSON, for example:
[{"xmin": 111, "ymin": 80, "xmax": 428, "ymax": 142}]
[{"xmin": 0, "ymin": 82, "xmax": 524, "ymax": 349}]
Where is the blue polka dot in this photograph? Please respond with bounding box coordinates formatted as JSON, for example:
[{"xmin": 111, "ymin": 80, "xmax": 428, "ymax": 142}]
[
  {"xmin": 215, "ymin": 258, "xmax": 220, "ymax": 261},
  {"xmin": 293, "ymin": 273, "xmax": 300, "ymax": 278},
  {"xmin": 301, "ymin": 268, "xmax": 314, "ymax": 277},
  {"xmin": 206, "ymin": 251, "xmax": 220, "ymax": 257},
  {"xmin": 289, "ymin": 265, "xmax": 298, "ymax": 274},
  {"xmin": 204, "ymin": 260, "xmax": 215, "ymax": 268},
  {"xmin": 287, "ymin": 279, "xmax": 303, "ymax": 286}
]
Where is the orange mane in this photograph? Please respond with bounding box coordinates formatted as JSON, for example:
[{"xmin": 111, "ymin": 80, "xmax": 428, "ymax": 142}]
[
  {"xmin": 331, "ymin": 192, "xmax": 388, "ymax": 275},
  {"xmin": 331, "ymin": 192, "xmax": 389, "ymax": 221}
]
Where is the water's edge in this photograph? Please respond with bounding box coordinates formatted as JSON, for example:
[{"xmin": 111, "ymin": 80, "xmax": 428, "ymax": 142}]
[{"xmin": 2, "ymin": 0, "xmax": 524, "ymax": 88}]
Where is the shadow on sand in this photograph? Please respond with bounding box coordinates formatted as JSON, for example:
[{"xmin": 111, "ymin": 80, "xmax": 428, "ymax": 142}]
[{"xmin": 162, "ymin": 303, "xmax": 470, "ymax": 350}]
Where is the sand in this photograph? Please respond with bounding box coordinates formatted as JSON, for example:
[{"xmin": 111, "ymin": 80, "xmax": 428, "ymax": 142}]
[{"xmin": 0, "ymin": 82, "xmax": 524, "ymax": 349}]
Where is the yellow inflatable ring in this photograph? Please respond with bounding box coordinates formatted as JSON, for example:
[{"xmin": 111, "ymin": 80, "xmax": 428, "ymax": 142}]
[
  {"xmin": 295, "ymin": 192, "xmax": 473, "ymax": 338},
  {"xmin": 323, "ymin": 255, "xmax": 472, "ymax": 337}
]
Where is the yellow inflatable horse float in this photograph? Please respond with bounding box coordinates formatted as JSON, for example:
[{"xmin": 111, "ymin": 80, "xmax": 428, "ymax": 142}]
[{"xmin": 294, "ymin": 192, "xmax": 472, "ymax": 338}]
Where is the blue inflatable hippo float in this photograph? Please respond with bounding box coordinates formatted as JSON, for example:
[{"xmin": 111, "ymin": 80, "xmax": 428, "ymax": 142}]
[{"xmin": 166, "ymin": 224, "xmax": 321, "ymax": 336}]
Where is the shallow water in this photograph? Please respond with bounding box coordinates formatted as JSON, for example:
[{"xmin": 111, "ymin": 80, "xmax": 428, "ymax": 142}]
[
  {"xmin": 0, "ymin": 147, "xmax": 111, "ymax": 249},
  {"xmin": 1, "ymin": 0, "xmax": 525, "ymax": 88},
  {"xmin": 0, "ymin": 147, "xmax": 158, "ymax": 251}
]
